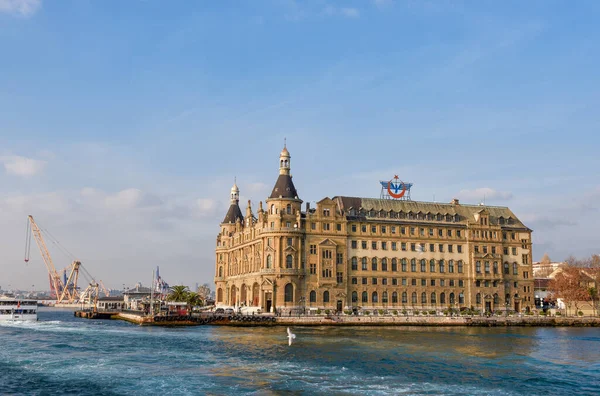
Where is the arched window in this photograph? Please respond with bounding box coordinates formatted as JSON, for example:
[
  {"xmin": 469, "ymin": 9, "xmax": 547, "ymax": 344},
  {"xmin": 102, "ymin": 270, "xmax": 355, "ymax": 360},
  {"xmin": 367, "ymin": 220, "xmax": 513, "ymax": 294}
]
[
  {"xmin": 431, "ymin": 292, "xmax": 436, "ymax": 304},
  {"xmin": 402, "ymin": 291, "xmax": 407, "ymax": 303},
  {"xmin": 420, "ymin": 259, "xmax": 426, "ymax": 272},
  {"xmin": 430, "ymin": 259, "xmax": 436, "ymax": 272},
  {"xmin": 286, "ymin": 255, "xmax": 293, "ymax": 269},
  {"xmin": 411, "ymin": 259, "xmax": 416, "ymax": 272},
  {"xmin": 286, "ymin": 204, "xmax": 291, "ymax": 214},
  {"xmin": 270, "ymin": 204, "xmax": 275, "ymax": 214},
  {"xmin": 504, "ymin": 262, "xmax": 510, "ymax": 274},
  {"xmin": 217, "ymin": 288, "xmax": 223, "ymax": 302},
  {"xmin": 513, "ymin": 263, "xmax": 518, "ymax": 275},
  {"xmin": 323, "ymin": 291, "xmax": 330, "ymax": 303},
  {"xmin": 449, "ymin": 293, "xmax": 455, "ymax": 304},
  {"xmin": 362, "ymin": 291, "xmax": 368, "ymax": 303},
  {"xmin": 457, "ymin": 260, "xmax": 463, "ymax": 273},
  {"xmin": 493, "ymin": 293, "xmax": 499, "ymax": 305},
  {"xmin": 411, "ymin": 292, "xmax": 417, "ymax": 304},
  {"xmin": 439, "ymin": 260, "xmax": 445, "ymax": 273},
  {"xmin": 351, "ymin": 291, "xmax": 358, "ymax": 303},
  {"xmin": 351, "ymin": 257, "xmax": 358, "ymax": 270},
  {"xmin": 310, "ymin": 290, "xmax": 316, "ymax": 303},
  {"xmin": 392, "ymin": 258, "xmax": 398, "ymax": 271},
  {"xmin": 372, "ymin": 292, "xmax": 378, "ymax": 303},
  {"xmin": 448, "ymin": 260, "xmax": 454, "ymax": 273},
  {"xmin": 218, "ymin": 266, "xmax": 223, "ymax": 277},
  {"xmin": 362, "ymin": 257, "xmax": 368, "ymax": 270},
  {"xmin": 284, "ymin": 283, "xmax": 293, "ymax": 302},
  {"xmin": 372, "ymin": 257, "xmax": 378, "ymax": 271},
  {"xmin": 476, "ymin": 293, "xmax": 481, "ymax": 304},
  {"xmin": 266, "ymin": 255, "xmax": 272, "ymax": 269},
  {"xmin": 401, "ymin": 258, "xmax": 407, "ymax": 272},
  {"xmin": 421, "ymin": 292, "xmax": 427, "ymax": 304},
  {"xmin": 440, "ymin": 292, "xmax": 446, "ymax": 304},
  {"xmin": 485, "ymin": 261, "xmax": 490, "ymax": 274},
  {"xmin": 392, "ymin": 292, "xmax": 398, "ymax": 303},
  {"xmin": 381, "ymin": 258, "xmax": 388, "ymax": 271}
]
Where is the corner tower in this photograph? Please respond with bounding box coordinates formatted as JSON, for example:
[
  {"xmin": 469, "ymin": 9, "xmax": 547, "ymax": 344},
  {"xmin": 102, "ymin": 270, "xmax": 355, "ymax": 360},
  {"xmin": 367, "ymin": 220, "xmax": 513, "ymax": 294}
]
[{"xmin": 222, "ymin": 180, "xmax": 244, "ymax": 226}]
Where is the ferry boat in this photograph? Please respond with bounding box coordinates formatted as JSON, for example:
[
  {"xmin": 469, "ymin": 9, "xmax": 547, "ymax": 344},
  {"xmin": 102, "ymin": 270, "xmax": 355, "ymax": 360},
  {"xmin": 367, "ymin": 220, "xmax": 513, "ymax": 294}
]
[{"xmin": 0, "ymin": 296, "xmax": 38, "ymax": 321}]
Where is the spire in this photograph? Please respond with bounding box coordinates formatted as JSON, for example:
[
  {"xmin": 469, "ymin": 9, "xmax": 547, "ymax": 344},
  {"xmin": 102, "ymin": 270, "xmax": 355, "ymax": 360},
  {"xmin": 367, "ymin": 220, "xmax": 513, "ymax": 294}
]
[
  {"xmin": 279, "ymin": 142, "xmax": 290, "ymax": 176},
  {"xmin": 222, "ymin": 179, "xmax": 243, "ymax": 224},
  {"xmin": 269, "ymin": 144, "xmax": 300, "ymax": 201}
]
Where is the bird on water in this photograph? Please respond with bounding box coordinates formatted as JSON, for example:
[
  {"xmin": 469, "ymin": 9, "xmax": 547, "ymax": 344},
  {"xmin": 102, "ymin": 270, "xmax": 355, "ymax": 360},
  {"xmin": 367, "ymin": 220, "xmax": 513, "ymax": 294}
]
[{"xmin": 287, "ymin": 327, "xmax": 296, "ymax": 346}]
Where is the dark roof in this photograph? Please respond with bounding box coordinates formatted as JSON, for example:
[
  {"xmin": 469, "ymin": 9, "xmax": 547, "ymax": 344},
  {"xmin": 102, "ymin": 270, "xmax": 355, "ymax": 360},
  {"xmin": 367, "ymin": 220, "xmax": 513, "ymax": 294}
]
[
  {"xmin": 333, "ymin": 196, "xmax": 530, "ymax": 230},
  {"xmin": 534, "ymin": 278, "xmax": 551, "ymax": 289},
  {"xmin": 222, "ymin": 203, "xmax": 244, "ymax": 224},
  {"xmin": 269, "ymin": 174, "xmax": 300, "ymax": 200}
]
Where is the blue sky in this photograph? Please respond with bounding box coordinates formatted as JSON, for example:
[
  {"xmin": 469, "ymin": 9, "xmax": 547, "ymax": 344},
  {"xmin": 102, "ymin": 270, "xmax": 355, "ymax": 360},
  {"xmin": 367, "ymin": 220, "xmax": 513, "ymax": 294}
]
[{"xmin": 1, "ymin": 0, "xmax": 599, "ymax": 290}]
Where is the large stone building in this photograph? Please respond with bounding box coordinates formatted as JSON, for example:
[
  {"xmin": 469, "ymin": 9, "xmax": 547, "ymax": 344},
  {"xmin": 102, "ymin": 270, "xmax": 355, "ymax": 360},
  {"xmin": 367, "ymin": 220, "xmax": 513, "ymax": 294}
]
[{"xmin": 215, "ymin": 146, "xmax": 534, "ymax": 314}]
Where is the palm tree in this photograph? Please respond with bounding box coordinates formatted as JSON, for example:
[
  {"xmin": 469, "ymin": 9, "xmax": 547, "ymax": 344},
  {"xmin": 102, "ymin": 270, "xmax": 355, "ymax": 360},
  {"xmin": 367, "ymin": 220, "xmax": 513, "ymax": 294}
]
[{"xmin": 168, "ymin": 285, "xmax": 189, "ymax": 302}]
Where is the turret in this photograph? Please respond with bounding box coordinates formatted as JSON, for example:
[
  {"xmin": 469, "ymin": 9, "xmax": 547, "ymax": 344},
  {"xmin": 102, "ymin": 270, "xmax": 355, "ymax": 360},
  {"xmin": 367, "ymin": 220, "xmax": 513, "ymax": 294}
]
[{"xmin": 222, "ymin": 180, "xmax": 244, "ymax": 225}]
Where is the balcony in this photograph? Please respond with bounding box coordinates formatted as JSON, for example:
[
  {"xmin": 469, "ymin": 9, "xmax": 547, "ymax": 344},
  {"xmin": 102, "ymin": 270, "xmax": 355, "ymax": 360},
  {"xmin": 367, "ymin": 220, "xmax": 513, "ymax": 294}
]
[{"xmin": 260, "ymin": 268, "xmax": 306, "ymax": 276}]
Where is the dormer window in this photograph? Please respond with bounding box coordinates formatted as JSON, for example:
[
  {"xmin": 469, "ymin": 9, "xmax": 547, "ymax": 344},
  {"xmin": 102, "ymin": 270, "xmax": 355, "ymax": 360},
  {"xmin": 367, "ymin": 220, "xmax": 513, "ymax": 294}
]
[{"xmin": 454, "ymin": 214, "xmax": 460, "ymax": 222}]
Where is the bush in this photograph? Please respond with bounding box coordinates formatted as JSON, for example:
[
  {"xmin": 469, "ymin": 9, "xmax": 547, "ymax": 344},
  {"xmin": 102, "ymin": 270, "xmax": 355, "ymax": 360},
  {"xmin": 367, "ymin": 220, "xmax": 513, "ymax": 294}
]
[
  {"xmin": 316, "ymin": 309, "xmax": 322, "ymax": 315},
  {"xmin": 344, "ymin": 310, "xmax": 352, "ymax": 315},
  {"xmin": 414, "ymin": 310, "xmax": 419, "ymax": 315},
  {"xmin": 378, "ymin": 309, "xmax": 384, "ymax": 315},
  {"xmin": 393, "ymin": 310, "xmax": 398, "ymax": 315},
  {"xmin": 555, "ymin": 311, "xmax": 562, "ymax": 316},
  {"xmin": 402, "ymin": 309, "xmax": 407, "ymax": 316},
  {"xmin": 578, "ymin": 311, "xmax": 584, "ymax": 316},
  {"xmin": 365, "ymin": 310, "xmax": 371, "ymax": 315},
  {"xmin": 325, "ymin": 309, "xmax": 330, "ymax": 315},
  {"xmin": 429, "ymin": 310, "xmax": 436, "ymax": 315}
]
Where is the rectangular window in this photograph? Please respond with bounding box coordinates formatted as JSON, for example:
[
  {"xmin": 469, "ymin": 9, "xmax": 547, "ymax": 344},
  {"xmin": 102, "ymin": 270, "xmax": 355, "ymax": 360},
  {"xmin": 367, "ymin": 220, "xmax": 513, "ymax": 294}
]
[
  {"xmin": 382, "ymin": 278, "xmax": 388, "ymax": 285},
  {"xmin": 336, "ymin": 253, "xmax": 344, "ymax": 265},
  {"xmin": 410, "ymin": 227, "xmax": 415, "ymax": 236},
  {"xmin": 382, "ymin": 242, "xmax": 387, "ymax": 250},
  {"xmin": 457, "ymin": 230, "xmax": 462, "ymax": 238},
  {"xmin": 448, "ymin": 244, "xmax": 453, "ymax": 253},
  {"xmin": 351, "ymin": 224, "xmax": 357, "ymax": 233},
  {"xmin": 391, "ymin": 242, "xmax": 397, "ymax": 251},
  {"xmin": 411, "ymin": 243, "xmax": 416, "ymax": 252},
  {"xmin": 362, "ymin": 278, "xmax": 368, "ymax": 285},
  {"xmin": 310, "ymin": 264, "xmax": 316, "ymax": 274},
  {"xmin": 311, "ymin": 223, "xmax": 316, "ymax": 230},
  {"xmin": 382, "ymin": 226, "xmax": 387, "ymax": 234},
  {"xmin": 429, "ymin": 228, "xmax": 434, "ymax": 236},
  {"xmin": 502, "ymin": 232, "xmax": 507, "ymax": 240},
  {"xmin": 392, "ymin": 278, "xmax": 398, "ymax": 286},
  {"xmin": 476, "ymin": 261, "xmax": 481, "ymax": 273},
  {"xmin": 429, "ymin": 244, "xmax": 435, "ymax": 252},
  {"xmin": 522, "ymin": 254, "xmax": 529, "ymax": 264},
  {"xmin": 401, "ymin": 242, "xmax": 407, "ymax": 251},
  {"xmin": 420, "ymin": 228, "xmax": 425, "ymax": 236},
  {"xmin": 448, "ymin": 229, "xmax": 452, "ymax": 237},
  {"xmin": 351, "ymin": 277, "xmax": 357, "ymax": 285},
  {"xmin": 512, "ymin": 247, "xmax": 517, "ymax": 255},
  {"xmin": 438, "ymin": 244, "xmax": 444, "ymax": 253},
  {"xmin": 336, "ymin": 223, "xmax": 342, "ymax": 232},
  {"xmin": 310, "ymin": 245, "xmax": 317, "ymax": 255},
  {"xmin": 458, "ymin": 280, "xmax": 464, "ymax": 287},
  {"xmin": 474, "ymin": 246, "xmax": 480, "ymax": 253},
  {"xmin": 322, "ymin": 250, "xmax": 332, "ymax": 259},
  {"xmin": 402, "ymin": 278, "xmax": 407, "ymax": 286},
  {"xmin": 483, "ymin": 246, "xmax": 488, "ymax": 254},
  {"xmin": 337, "ymin": 272, "xmax": 343, "ymax": 283},
  {"xmin": 361, "ymin": 225, "xmax": 367, "ymax": 233},
  {"xmin": 323, "ymin": 223, "xmax": 331, "ymax": 231},
  {"xmin": 438, "ymin": 229, "xmax": 443, "ymax": 237},
  {"xmin": 322, "ymin": 269, "xmax": 332, "ymax": 278},
  {"xmin": 492, "ymin": 246, "xmax": 496, "ymax": 254},
  {"xmin": 421, "ymin": 279, "xmax": 426, "ymax": 286},
  {"xmin": 457, "ymin": 245, "xmax": 462, "ymax": 253},
  {"xmin": 371, "ymin": 226, "xmax": 377, "ymax": 233},
  {"xmin": 323, "ymin": 209, "xmax": 330, "ymax": 217},
  {"xmin": 287, "ymin": 238, "xmax": 293, "ymax": 247},
  {"xmin": 351, "ymin": 240, "xmax": 357, "ymax": 249},
  {"xmin": 450, "ymin": 280, "xmax": 455, "ymax": 287},
  {"xmin": 511, "ymin": 233, "xmax": 516, "ymax": 240},
  {"xmin": 362, "ymin": 241, "xmax": 368, "ymax": 249},
  {"xmin": 372, "ymin": 241, "xmax": 377, "ymax": 250},
  {"xmin": 372, "ymin": 278, "xmax": 378, "ymax": 285},
  {"xmin": 391, "ymin": 226, "xmax": 396, "ymax": 234},
  {"xmin": 401, "ymin": 227, "xmax": 406, "ymax": 235},
  {"xmin": 411, "ymin": 279, "xmax": 417, "ymax": 286},
  {"xmin": 430, "ymin": 279, "xmax": 436, "ymax": 286},
  {"xmin": 484, "ymin": 261, "xmax": 490, "ymax": 273},
  {"xmin": 440, "ymin": 279, "xmax": 445, "ymax": 286}
]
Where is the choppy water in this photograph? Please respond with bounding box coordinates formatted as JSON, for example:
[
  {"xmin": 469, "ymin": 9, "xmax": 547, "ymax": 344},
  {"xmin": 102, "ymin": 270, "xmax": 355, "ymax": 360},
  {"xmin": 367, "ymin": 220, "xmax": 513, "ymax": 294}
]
[{"xmin": 0, "ymin": 309, "xmax": 599, "ymax": 395}]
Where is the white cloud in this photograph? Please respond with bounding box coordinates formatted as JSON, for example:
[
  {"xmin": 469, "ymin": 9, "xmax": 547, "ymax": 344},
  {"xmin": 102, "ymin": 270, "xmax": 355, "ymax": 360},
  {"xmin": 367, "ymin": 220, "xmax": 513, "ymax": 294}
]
[
  {"xmin": 0, "ymin": 0, "xmax": 42, "ymax": 16},
  {"xmin": 322, "ymin": 6, "xmax": 360, "ymax": 18},
  {"xmin": 373, "ymin": 0, "xmax": 394, "ymax": 9},
  {"xmin": 1, "ymin": 155, "xmax": 47, "ymax": 177},
  {"xmin": 456, "ymin": 187, "xmax": 513, "ymax": 203},
  {"xmin": 196, "ymin": 198, "xmax": 218, "ymax": 216},
  {"xmin": 104, "ymin": 188, "xmax": 163, "ymax": 210}
]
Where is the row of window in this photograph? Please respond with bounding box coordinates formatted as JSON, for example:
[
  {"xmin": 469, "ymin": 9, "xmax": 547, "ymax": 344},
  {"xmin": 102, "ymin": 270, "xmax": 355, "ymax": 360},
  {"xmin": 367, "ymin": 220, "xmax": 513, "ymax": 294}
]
[
  {"xmin": 349, "ymin": 291, "xmax": 465, "ymax": 304},
  {"xmin": 475, "ymin": 261, "xmax": 520, "ymax": 275},
  {"xmin": 350, "ymin": 224, "xmax": 465, "ymax": 238},
  {"xmin": 351, "ymin": 240, "xmax": 464, "ymax": 253},
  {"xmin": 351, "ymin": 277, "xmax": 466, "ymax": 287},
  {"xmin": 350, "ymin": 257, "xmax": 465, "ymax": 273},
  {"xmin": 348, "ymin": 209, "xmax": 464, "ymax": 223}
]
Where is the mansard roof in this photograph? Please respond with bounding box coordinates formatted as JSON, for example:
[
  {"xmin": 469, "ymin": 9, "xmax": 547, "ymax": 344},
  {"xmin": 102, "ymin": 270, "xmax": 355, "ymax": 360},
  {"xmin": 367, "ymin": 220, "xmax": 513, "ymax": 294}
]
[
  {"xmin": 269, "ymin": 174, "xmax": 300, "ymax": 200},
  {"xmin": 222, "ymin": 203, "xmax": 244, "ymax": 224},
  {"xmin": 333, "ymin": 196, "xmax": 529, "ymax": 230}
]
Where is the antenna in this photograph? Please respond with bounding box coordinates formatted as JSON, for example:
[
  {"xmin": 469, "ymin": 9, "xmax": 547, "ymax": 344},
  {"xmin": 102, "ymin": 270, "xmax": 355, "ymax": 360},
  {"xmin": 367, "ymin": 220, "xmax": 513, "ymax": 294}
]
[{"xmin": 284, "ymin": 137, "xmax": 286, "ymax": 148}]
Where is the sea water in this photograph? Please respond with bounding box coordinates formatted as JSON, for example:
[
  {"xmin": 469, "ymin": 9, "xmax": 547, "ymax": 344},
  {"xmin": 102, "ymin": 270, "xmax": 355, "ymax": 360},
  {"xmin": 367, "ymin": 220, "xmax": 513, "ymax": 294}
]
[{"xmin": 0, "ymin": 308, "xmax": 599, "ymax": 395}]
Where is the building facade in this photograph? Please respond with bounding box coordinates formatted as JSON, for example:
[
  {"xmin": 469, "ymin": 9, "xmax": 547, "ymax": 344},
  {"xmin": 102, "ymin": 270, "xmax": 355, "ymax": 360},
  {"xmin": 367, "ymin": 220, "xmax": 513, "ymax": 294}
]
[{"xmin": 215, "ymin": 146, "xmax": 534, "ymax": 314}]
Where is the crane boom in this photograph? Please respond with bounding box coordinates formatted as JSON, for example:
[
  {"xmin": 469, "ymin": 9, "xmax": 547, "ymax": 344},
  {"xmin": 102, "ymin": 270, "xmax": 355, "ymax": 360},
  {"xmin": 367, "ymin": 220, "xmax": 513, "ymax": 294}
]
[{"xmin": 26, "ymin": 215, "xmax": 81, "ymax": 304}]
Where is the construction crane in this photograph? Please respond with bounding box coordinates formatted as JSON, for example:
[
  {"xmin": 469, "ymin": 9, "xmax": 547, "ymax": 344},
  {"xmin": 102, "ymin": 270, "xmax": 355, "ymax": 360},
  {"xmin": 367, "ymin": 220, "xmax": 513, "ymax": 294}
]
[{"xmin": 24, "ymin": 215, "xmax": 81, "ymax": 304}]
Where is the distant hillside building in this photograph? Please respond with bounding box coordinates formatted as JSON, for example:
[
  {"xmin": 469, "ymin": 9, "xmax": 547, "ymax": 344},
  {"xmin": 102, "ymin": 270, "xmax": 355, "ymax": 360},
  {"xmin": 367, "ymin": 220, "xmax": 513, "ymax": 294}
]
[{"xmin": 215, "ymin": 146, "xmax": 534, "ymax": 314}]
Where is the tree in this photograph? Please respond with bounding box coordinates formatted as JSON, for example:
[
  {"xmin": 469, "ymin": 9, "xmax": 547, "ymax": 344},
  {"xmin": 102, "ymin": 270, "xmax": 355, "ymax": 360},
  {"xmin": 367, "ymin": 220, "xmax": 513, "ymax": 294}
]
[
  {"xmin": 549, "ymin": 266, "xmax": 590, "ymax": 316},
  {"xmin": 186, "ymin": 292, "xmax": 203, "ymax": 310},
  {"xmin": 196, "ymin": 283, "xmax": 212, "ymax": 302},
  {"xmin": 168, "ymin": 285, "xmax": 189, "ymax": 302}
]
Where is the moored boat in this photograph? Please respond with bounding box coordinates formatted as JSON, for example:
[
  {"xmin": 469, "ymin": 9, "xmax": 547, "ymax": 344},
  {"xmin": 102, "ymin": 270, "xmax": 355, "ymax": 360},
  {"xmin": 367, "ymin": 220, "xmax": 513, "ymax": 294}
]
[{"xmin": 0, "ymin": 296, "xmax": 38, "ymax": 321}]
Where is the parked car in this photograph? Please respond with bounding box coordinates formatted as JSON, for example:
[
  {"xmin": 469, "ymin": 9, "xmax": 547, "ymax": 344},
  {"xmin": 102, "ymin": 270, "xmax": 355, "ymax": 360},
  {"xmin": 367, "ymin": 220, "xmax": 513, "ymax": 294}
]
[
  {"xmin": 224, "ymin": 308, "xmax": 235, "ymax": 315},
  {"xmin": 214, "ymin": 308, "xmax": 225, "ymax": 314}
]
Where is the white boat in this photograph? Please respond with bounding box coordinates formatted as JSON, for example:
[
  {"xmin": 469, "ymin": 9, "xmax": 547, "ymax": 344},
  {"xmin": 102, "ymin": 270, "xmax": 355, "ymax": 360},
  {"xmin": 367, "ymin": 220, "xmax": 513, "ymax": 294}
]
[{"xmin": 0, "ymin": 296, "xmax": 38, "ymax": 321}]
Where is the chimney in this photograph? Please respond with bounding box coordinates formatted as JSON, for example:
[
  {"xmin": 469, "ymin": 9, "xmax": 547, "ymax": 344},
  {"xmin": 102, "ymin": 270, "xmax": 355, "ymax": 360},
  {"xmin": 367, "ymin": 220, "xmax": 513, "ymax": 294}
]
[{"xmin": 451, "ymin": 198, "xmax": 460, "ymax": 205}]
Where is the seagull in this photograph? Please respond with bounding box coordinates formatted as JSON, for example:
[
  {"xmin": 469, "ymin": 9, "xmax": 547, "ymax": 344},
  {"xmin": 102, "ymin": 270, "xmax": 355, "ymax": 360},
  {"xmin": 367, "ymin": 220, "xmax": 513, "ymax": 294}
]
[
  {"xmin": 416, "ymin": 244, "xmax": 425, "ymax": 255},
  {"xmin": 287, "ymin": 327, "xmax": 296, "ymax": 346}
]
